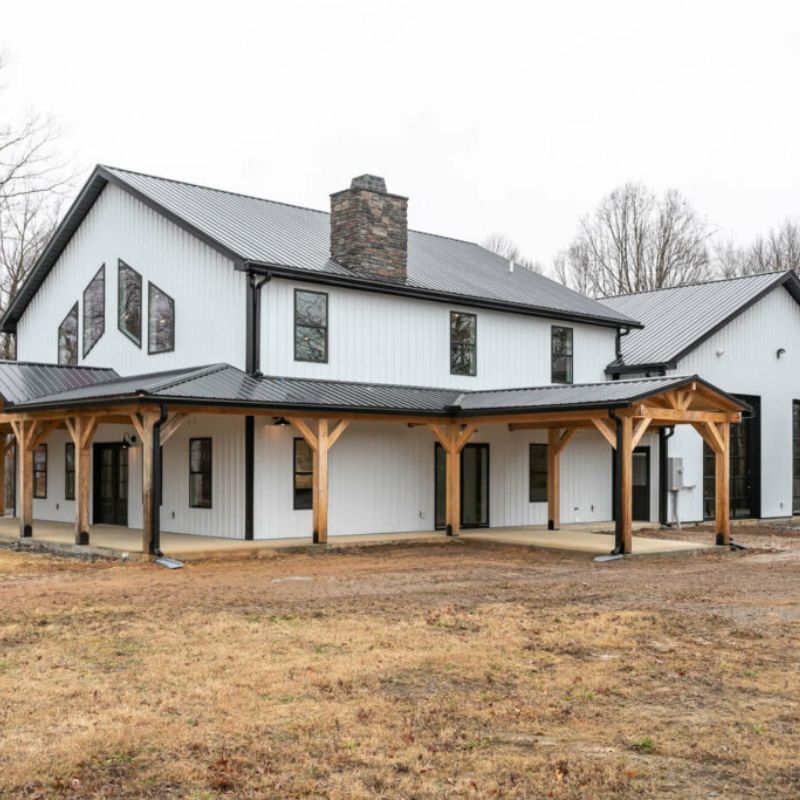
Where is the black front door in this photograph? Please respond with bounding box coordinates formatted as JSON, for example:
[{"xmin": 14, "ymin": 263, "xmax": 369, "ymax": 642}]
[
  {"xmin": 632, "ymin": 446, "xmax": 650, "ymax": 521},
  {"xmin": 703, "ymin": 395, "xmax": 761, "ymax": 520},
  {"xmin": 434, "ymin": 443, "xmax": 490, "ymax": 529},
  {"xmin": 93, "ymin": 443, "xmax": 128, "ymax": 525}
]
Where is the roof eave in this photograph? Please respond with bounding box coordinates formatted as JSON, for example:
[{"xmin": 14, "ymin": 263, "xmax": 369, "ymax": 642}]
[{"xmin": 242, "ymin": 260, "xmax": 643, "ymax": 331}]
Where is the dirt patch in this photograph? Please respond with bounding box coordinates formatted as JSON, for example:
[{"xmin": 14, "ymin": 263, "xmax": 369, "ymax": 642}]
[{"xmin": 1, "ymin": 531, "xmax": 799, "ymax": 798}]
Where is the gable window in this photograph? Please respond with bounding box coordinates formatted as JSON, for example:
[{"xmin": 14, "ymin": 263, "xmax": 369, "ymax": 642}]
[
  {"xmin": 551, "ymin": 326, "xmax": 573, "ymax": 384},
  {"xmin": 450, "ymin": 311, "xmax": 477, "ymax": 376},
  {"xmin": 33, "ymin": 444, "xmax": 47, "ymax": 499},
  {"xmin": 293, "ymin": 438, "xmax": 313, "ymax": 509},
  {"xmin": 58, "ymin": 303, "xmax": 79, "ymax": 365},
  {"xmin": 294, "ymin": 290, "xmax": 328, "ymax": 363},
  {"xmin": 189, "ymin": 438, "xmax": 212, "ymax": 508},
  {"xmin": 529, "ymin": 443, "xmax": 548, "ymax": 502},
  {"xmin": 65, "ymin": 442, "xmax": 75, "ymax": 501},
  {"xmin": 83, "ymin": 265, "xmax": 105, "ymax": 357},
  {"xmin": 148, "ymin": 282, "xmax": 175, "ymax": 354},
  {"xmin": 118, "ymin": 260, "xmax": 142, "ymax": 347}
]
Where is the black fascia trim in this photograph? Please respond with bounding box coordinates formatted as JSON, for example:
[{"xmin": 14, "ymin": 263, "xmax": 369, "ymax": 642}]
[{"xmin": 242, "ymin": 262, "xmax": 642, "ymax": 332}]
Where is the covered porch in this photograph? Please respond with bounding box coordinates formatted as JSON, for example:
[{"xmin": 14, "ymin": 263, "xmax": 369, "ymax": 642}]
[{"xmin": 0, "ymin": 364, "xmax": 746, "ymax": 559}]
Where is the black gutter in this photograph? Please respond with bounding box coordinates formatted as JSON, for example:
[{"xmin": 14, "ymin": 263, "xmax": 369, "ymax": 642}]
[
  {"xmin": 608, "ymin": 409, "xmax": 624, "ymax": 556},
  {"xmin": 241, "ymin": 261, "xmax": 642, "ymax": 332},
  {"xmin": 245, "ymin": 271, "xmax": 271, "ymax": 375},
  {"xmin": 150, "ymin": 404, "xmax": 168, "ymax": 556},
  {"xmin": 615, "ymin": 326, "xmax": 631, "ymax": 361},
  {"xmin": 606, "ymin": 361, "xmax": 675, "ymax": 376},
  {"xmin": 658, "ymin": 425, "xmax": 675, "ymax": 526},
  {"xmin": 244, "ymin": 416, "xmax": 255, "ymax": 540}
]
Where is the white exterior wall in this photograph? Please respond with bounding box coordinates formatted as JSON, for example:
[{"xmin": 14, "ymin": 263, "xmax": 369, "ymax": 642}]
[
  {"xmin": 16, "ymin": 184, "xmax": 246, "ymax": 373},
  {"xmin": 253, "ymin": 419, "xmax": 615, "ymax": 539},
  {"xmin": 667, "ymin": 286, "xmax": 800, "ymax": 521},
  {"xmin": 261, "ymin": 278, "xmax": 618, "ymax": 389}
]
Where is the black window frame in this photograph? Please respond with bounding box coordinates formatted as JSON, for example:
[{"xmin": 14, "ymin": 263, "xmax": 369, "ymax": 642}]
[
  {"xmin": 118, "ymin": 259, "xmax": 143, "ymax": 347},
  {"xmin": 294, "ymin": 289, "xmax": 329, "ymax": 363},
  {"xmin": 65, "ymin": 441, "xmax": 75, "ymax": 501},
  {"xmin": 551, "ymin": 325, "xmax": 574, "ymax": 384},
  {"xmin": 293, "ymin": 437, "xmax": 313, "ymax": 510},
  {"xmin": 188, "ymin": 437, "xmax": 212, "ymax": 509},
  {"xmin": 450, "ymin": 310, "xmax": 477, "ymax": 377},
  {"xmin": 33, "ymin": 443, "xmax": 47, "ymax": 499},
  {"xmin": 58, "ymin": 302, "xmax": 79, "ymax": 366},
  {"xmin": 148, "ymin": 281, "xmax": 176, "ymax": 355},
  {"xmin": 529, "ymin": 443, "xmax": 548, "ymax": 503},
  {"xmin": 82, "ymin": 264, "xmax": 106, "ymax": 358}
]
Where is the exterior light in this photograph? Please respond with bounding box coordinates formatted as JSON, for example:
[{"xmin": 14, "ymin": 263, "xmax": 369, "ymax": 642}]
[
  {"xmin": 273, "ymin": 417, "xmax": 290, "ymax": 426},
  {"xmin": 777, "ymin": 348, "xmax": 786, "ymax": 359}
]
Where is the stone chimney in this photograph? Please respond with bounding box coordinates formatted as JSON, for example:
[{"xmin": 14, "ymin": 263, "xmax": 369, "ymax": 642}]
[{"xmin": 330, "ymin": 175, "xmax": 408, "ymax": 281}]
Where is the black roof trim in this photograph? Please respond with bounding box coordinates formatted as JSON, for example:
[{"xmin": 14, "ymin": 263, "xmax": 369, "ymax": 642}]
[{"xmin": 606, "ymin": 270, "xmax": 800, "ymax": 371}]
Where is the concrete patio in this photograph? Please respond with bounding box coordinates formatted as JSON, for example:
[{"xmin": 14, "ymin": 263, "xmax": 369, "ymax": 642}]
[{"xmin": 0, "ymin": 516, "xmax": 712, "ymax": 560}]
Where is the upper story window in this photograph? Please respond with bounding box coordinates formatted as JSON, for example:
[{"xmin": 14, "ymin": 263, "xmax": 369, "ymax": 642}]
[
  {"xmin": 450, "ymin": 311, "xmax": 477, "ymax": 376},
  {"xmin": 551, "ymin": 325, "xmax": 573, "ymax": 384},
  {"xmin": 148, "ymin": 282, "xmax": 175, "ymax": 354},
  {"xmin": 83, "ymin": 265, "xmax": 105, "ymax": 357},
  {"xmin": 294, "ymin": 289, "xmax": 328, "ymax": 363},
  {"xmin": 118, "ymin": 260, "xmax": 142, "ymax": 347},
  {"xmin": 58, "ymin": 302, "xmax": 79, "ymax": 365}
]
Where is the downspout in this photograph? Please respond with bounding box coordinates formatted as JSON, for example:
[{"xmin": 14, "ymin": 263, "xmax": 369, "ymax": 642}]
[
  {"xmin": 150, "ymin": 404, "xmax": 169, "ymax": 557},
  {"xmin": 658, "ymin": 425, "xmax": 675, "ymax": 527},
  {"xmin": 608, "ymin": 409, "xmax": 623, "ymax": 555},
  {"xmin": 612, "ymin": 326, "xmax": 631, "ymax": 381},
  {"xmin": 244, "ymin": 270, "xmax": 270, "ymax": 540}
]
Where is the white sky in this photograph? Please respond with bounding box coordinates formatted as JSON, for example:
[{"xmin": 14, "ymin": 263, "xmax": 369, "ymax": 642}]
[{"xmin": 3, "ymin": 0, "xmax": 800, "ymax": 268}]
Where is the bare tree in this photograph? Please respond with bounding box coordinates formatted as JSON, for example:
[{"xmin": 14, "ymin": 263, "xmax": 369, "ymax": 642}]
[
  {"xmin": 482, "ymin": 232, "xmax": 543, "ymax": 273},
  {"xmin": 555, "ymin": 183, "xmax": 712, "ymax": 296},
  {"xmin": 715, "ymin": 219, "xmax": 800, "ymax": 277},
  {"xmin": 0, "ymin": 56, "xmax": 71, "ymax": 357}
]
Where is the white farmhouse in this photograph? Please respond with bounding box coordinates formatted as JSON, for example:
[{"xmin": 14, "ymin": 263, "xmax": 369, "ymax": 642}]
[{"xmin": 0, "ymin": 168, "xmax": 752, "ymax": 555}]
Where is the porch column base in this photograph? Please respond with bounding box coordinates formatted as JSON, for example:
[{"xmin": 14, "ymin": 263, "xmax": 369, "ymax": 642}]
[
  {"xmin": 21, "ymin": 524, "xmax": 32, "ymax": 538},
  {"xmin": 547, "ymin": 519, "xmax": 557, "ymax": 531},
  {"xmin": 76, "ymin": 530, "xmax": 90, "ymax": 546}
]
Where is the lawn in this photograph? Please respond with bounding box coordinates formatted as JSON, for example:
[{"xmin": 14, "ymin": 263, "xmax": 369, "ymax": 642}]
[{"xmin": 1, "ymin": 526, "xmax": 799, "ymax": 798}]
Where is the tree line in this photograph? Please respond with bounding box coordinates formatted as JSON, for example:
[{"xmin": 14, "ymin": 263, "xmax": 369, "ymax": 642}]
[{"xmin": 485, "ymin": 183, "xmax": 800, "ymax": 297}]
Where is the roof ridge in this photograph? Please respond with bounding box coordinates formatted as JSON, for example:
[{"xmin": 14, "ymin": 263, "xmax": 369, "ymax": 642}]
[
  {"xmin": 148, "ymin": 363, "xmax": 231, "ymax": 393},
  {"xmin": 103, "ymin": 164, "xmax": 486, "ymax": 248},
  {"xmin": 602, "ymin": 269, "xmax": 790, "ymax": 301}
]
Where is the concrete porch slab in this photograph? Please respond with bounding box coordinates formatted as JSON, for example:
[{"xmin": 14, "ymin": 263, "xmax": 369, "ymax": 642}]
[{"xmin": 0, "ymin": 516, "xmax": 711, "ymax": 560}]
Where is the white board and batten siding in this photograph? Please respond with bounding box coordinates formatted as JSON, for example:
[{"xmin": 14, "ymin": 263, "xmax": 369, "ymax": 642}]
[
  {"xmin": 261, "ymin": 279, "xmax": 618, "ymax": 389},
  {"xmin": 667, "ymin": 285, "xmax": 800, "ymax": 522},
  {"xmin": 16, "ymin": 183, "xmax": 246, "ymax": 374}
]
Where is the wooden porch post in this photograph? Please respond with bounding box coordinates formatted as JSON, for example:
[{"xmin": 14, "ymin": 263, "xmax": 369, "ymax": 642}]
[
  {"xmin": 619, "ymin": 415, "xmax": 633, "ymax": 555},
  {"xmin": 546, "ymin": 428, "xmax": 576, "ymax": 531},
  {"xmin": 715, "ymin": 421, "xmax": 731, "ymax": 546},
  {"xmin": 65, "ymin": 416, "xmax": 98, "ymax": 545},
  {"xmin": 290, "ymin": 418, "xmax": 350, "ymax": 545},
  {"xmin": 130, "ymin": 408, "xmax": 166, "ymax": 556},
  {"xmin": 429, "ymin": 423, "xmax": 477, "ymax": 536}
]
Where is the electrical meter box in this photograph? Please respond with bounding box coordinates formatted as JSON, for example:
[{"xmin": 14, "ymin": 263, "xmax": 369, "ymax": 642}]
[{"xmin": 667, "ymin": 457, "xmax": 684, "ymax": 491}]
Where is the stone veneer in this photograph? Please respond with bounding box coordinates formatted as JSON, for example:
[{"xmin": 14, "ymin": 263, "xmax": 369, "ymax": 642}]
[{"xmin": 330, "ymin": 175, "xmax": 408, "ymax": 281}]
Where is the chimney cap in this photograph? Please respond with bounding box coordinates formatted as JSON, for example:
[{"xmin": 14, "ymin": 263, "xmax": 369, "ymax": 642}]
[{"xmin": 350, "ymin": 174, "xmax": 388, "ymax": 193}]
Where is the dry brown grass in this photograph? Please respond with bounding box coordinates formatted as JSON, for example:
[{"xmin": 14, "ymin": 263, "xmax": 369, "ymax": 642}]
[{"xmin": 1, "ymin": 527, "xmax": 800, "ymax": 798}]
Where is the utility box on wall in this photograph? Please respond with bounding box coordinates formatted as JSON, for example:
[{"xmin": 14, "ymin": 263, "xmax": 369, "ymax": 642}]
[{"xmin": 667, "ymin": 457, "xmax": 684, "ymax": 491}]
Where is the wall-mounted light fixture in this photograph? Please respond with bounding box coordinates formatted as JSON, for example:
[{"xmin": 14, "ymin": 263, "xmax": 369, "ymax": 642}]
[
  {"xmin": 272, "ymin": 417, "xmax": 290, "ymax": 426},
  {"xmin": 715, "ymin": 348, "xmax": 725, "ymax": 357},
  {"xmin": 777, "ymin": 348, "xmax": 786, "ymax": 359}
]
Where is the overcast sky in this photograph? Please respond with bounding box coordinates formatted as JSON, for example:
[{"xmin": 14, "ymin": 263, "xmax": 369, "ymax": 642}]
[{"xmin": 3, "ymin": 0, "xmax": 800, "ymax": 268}]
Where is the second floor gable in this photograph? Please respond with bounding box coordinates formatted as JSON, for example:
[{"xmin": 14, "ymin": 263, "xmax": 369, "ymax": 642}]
[{"xmin": 7, "ymin": 167, "xmax": 634, "ymax": 389}]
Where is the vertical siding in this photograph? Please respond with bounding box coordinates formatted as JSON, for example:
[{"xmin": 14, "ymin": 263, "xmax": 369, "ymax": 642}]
[
  {"xmin": 669, "ymin": 286, "xmax": 800, "ymax": 520},
  {"xmin": 261, "ymin": 279, "xmax": 617, "ymax": 390},
  {"xmin": 252, "ymin": 420, "xmax": 614, "ymax": 539},
  {"xmin": 16, "ymin": 184, "xmax": 246, "ymax": 373}
]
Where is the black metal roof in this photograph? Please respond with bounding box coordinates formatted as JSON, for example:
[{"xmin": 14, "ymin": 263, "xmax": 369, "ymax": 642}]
[
  {"xmin": 601, "ymin": 270, "xmax": 800, "ymax": 372},
  {"xmin": 0, "ymin": 165, "xmax": 640, "ymax": 332},
  {"xmin": 0, "ymin": 361, "xmax": 118, "ymax": 406},
  {"xmin": 3, "ymin": 363, "xmax": 746, "ymax": 417}
]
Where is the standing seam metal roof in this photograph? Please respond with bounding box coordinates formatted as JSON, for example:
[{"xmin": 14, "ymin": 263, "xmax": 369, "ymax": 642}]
[{"xmin": 600, "ymin": 271, "xmax": 800, "ymax": 369}]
